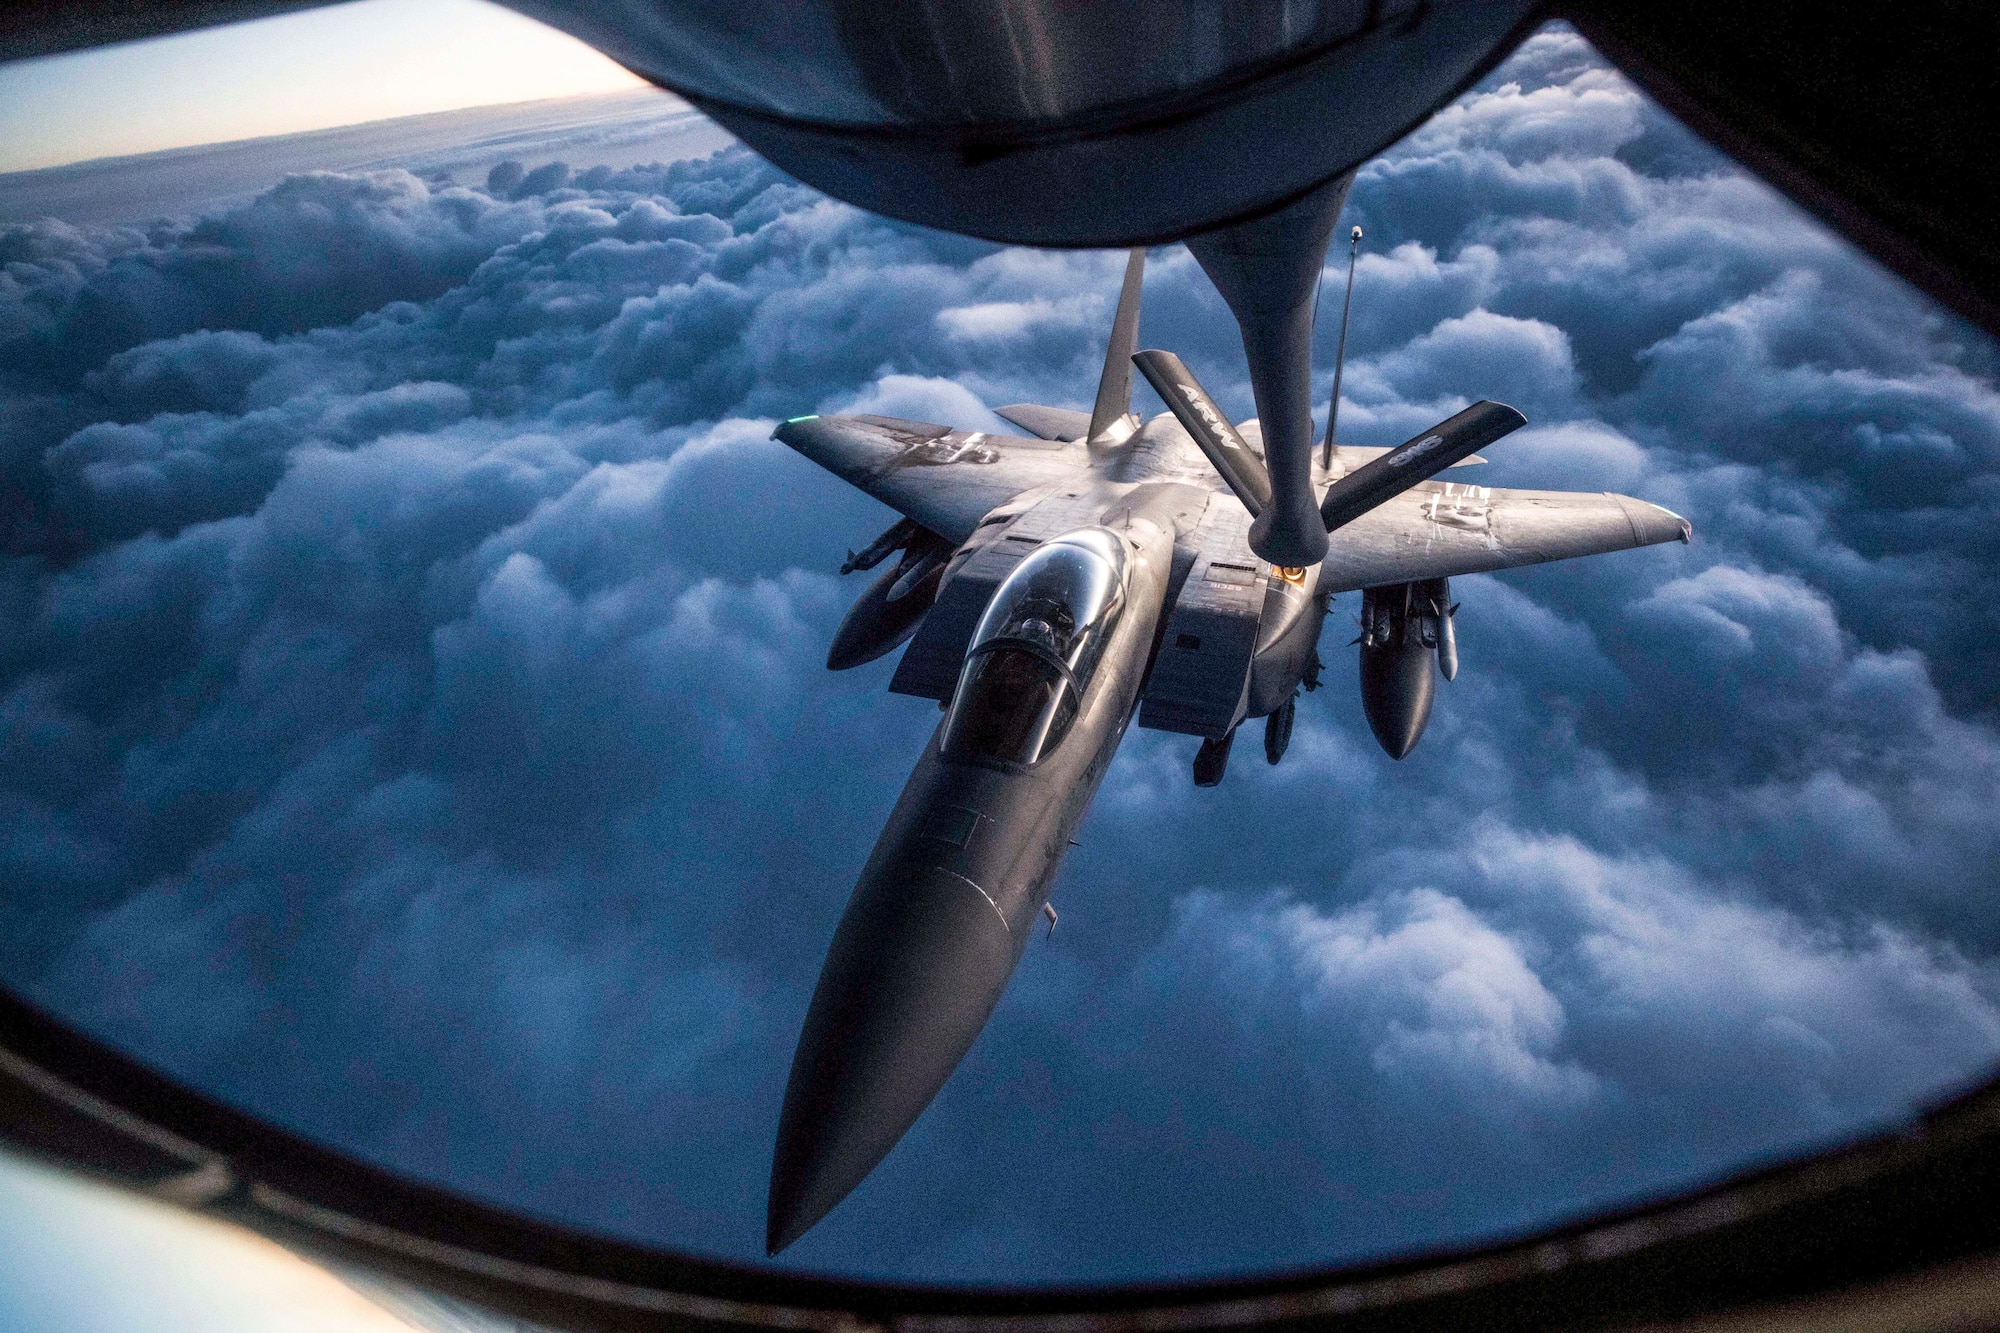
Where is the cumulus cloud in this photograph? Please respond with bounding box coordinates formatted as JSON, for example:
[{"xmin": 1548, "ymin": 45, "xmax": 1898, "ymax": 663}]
[
  {"xmin": 1183, "ymin": 886, "xmax": 1600, "ymax": 1108},
  {"xmin": 0, "ymin": 20, "xmax": 1996, "ymax": 1288}
]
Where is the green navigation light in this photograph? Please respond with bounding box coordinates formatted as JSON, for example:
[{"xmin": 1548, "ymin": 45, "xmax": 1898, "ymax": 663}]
[{"xmin": 785, "ymin": 414, "xmax": 819, "ymax": 423}]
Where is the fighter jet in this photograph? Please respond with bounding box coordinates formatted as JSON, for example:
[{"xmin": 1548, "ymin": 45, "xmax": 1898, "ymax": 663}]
[{"xmin": 765, "ymin": 239, "xmax": 1689, "ymax": 1254}]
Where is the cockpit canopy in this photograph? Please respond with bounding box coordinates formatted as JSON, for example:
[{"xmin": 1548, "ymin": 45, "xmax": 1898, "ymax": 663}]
[{"xmin": 941, "ymin": 528, "xmax": 1128, "ymax": 766}]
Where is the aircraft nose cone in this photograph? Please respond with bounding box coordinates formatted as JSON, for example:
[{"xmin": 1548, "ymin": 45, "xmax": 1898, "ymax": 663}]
[{"xmin": 768, "ymin": 863, "xmax": 1016, "ymax": 1254}]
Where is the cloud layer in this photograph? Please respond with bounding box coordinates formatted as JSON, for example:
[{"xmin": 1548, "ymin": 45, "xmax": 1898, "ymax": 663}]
[{"xmin": 1, "ymin": 25, "xmax": 1997, "ymax": 1284}]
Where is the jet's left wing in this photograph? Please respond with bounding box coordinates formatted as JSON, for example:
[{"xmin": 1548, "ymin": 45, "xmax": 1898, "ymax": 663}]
[
  {"xmin": 1319, "ymin": 479, "xmax": 1690, "ymax": 593},
  {"xmin": 775, "ymin": 414, "xmax": 1079, "ymax": 543}
]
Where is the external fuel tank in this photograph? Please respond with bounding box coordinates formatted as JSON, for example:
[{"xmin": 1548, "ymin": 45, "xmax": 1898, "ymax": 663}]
[{"xmin": 1357, "ymin": 581, "xmax": 1444, "ymax": 760}]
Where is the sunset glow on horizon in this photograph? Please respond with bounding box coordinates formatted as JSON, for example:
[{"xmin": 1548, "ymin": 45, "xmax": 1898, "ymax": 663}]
[{"xmin": 0, "ymin": 0, "xmax": 647, "ymax": 174}]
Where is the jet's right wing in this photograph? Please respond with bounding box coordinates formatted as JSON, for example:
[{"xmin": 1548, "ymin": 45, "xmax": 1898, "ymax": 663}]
[
  {"xmin": 1318, "ymin": 480, "xmax": 1690, "ymax": 593},
  {"xmin": 774, "ymin": 414, "xmax": 1080, "ymax": 543}
]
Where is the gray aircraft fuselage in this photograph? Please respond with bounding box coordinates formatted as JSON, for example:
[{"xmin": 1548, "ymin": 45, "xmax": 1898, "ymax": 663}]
[
  {"xmin": 767, "ymin": 487, "xmax": 1186, "ymax": 1251},
  {"xmin": 764, "ymin": 253, "xmax": 1689, "ymax": 1254}
]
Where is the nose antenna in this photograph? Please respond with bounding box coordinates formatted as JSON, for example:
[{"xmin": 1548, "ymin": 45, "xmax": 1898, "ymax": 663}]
[{"xmin": 1321, "ymin": 224, "xmax": 1363, "ymax": 471}]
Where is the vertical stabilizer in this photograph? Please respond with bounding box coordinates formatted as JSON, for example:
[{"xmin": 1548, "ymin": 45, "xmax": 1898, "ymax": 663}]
[{"xmin": 1088, "ymin": 247, "xmax": 1146, "ymax": 448}]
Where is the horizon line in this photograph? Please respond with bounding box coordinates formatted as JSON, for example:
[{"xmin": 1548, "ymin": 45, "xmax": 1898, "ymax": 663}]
[{"xmin": 0, "ymin": 84, "xmax": 691, "ymax": 180}]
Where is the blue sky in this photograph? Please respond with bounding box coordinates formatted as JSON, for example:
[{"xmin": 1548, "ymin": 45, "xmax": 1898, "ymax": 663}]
[
  {"xmin": 2, "ymin": 16, "xmax": 1998, "ymax": 1303},
  {"xmin": 0, "ymin": 0, "xmax": 641, "ymax": 173}
]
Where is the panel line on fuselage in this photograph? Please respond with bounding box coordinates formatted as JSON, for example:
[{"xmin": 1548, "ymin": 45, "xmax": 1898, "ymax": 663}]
[{"xmin": 936, "ymin": 867, "xmax": 1010, "ymax": 938}]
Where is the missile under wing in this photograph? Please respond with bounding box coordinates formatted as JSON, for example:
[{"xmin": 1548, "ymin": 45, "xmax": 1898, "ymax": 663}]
[{"xmin": 766, "ymin": 247, "xmax": 1687, "ymax": 1251}]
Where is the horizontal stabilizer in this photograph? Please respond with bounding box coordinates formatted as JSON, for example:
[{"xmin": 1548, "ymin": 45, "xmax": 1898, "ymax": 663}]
[
  {"xmin": 994, "ymin": 404, "xmax": 1090, "ymax": 441},
  {"xmin": 1133, "ymin": 349, "xmax": 1272, "ymax": 516},
  {"xmin": 1320, "ymin": 401, "xmax": 1526, "ymax": 533}
]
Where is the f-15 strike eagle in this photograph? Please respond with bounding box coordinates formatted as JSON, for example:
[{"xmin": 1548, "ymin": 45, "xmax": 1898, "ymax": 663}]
[{"xmin": 765, "ymin": 230, "xmax": 1689, "ymax": 1255}]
